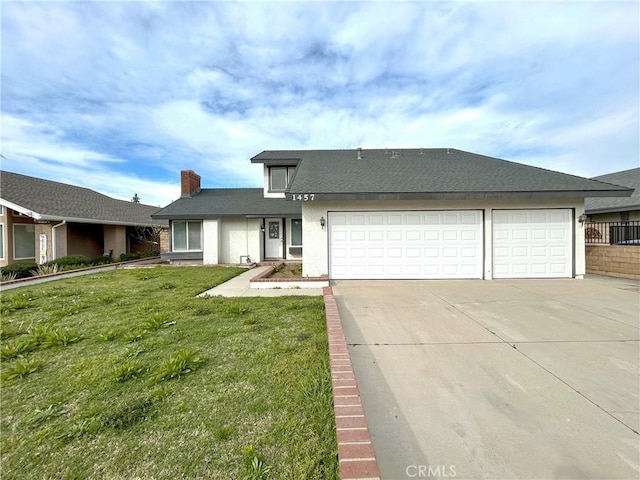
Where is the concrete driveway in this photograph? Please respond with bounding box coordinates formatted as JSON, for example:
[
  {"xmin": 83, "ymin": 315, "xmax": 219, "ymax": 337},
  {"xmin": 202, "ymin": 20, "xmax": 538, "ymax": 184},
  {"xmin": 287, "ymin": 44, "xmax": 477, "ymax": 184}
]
[{"xmin": 333, "ymin": 276, "xmax": 640, "ymax": 479}]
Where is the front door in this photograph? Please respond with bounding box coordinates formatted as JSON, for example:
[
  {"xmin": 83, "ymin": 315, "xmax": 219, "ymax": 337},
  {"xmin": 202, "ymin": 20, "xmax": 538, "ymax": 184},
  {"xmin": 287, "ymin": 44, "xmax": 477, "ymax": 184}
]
[{"xmin": 265, "ymin": 218, "xmax": 283, "ymax": 259}]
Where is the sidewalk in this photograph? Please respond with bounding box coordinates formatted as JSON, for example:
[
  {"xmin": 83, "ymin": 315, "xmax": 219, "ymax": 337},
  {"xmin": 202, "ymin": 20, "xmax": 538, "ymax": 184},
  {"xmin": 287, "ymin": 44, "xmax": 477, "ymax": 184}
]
[{"xmin": 197, "ymin": 266, "xmax": 324, "ymax": 297}]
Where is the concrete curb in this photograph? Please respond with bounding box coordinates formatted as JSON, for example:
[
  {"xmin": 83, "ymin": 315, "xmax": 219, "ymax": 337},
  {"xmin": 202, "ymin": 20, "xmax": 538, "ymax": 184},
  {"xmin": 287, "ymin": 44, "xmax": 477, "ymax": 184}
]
[
  {"xmin": 0, "ymin": 257, "xmax": 161, "ymax": 291},
  {"xmin": 323, "ymin": 286, "xmax": 381, "ymax": 480}
]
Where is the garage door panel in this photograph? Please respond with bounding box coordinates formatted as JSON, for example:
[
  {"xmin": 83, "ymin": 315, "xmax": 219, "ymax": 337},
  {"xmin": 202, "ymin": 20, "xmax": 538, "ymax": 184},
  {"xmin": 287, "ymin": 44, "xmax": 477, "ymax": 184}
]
[
  {"xmin": 329, "ymin": 211, "xmax": 483, "ymax": 279},
  {"xmin": 492, "ymin": 209, "xmax": 572, "ymax": 279}
]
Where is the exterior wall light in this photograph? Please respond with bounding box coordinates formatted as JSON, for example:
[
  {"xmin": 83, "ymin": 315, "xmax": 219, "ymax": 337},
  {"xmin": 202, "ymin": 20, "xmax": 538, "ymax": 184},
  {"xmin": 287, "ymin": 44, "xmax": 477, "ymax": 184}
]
[
  {"xmin": 578, "ymin": 213, "xmax": 588, "ymax": 225},
  {"xmin": 320, "ymin": 216, "xmax": 325, "ymax": 229}
]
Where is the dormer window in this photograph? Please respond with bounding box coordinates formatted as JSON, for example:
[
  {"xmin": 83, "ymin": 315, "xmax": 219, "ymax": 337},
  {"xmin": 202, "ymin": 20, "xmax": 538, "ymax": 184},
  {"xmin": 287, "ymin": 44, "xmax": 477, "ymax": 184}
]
[{"xmin": 269, "ymin": 166, "xmax": 296, "ymax": 192}]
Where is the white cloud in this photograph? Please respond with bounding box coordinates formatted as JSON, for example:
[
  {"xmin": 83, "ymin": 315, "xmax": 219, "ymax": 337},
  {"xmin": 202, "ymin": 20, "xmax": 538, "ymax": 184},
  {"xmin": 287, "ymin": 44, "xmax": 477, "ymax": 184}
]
[{"xmin": 1, "ymin": 0, "xmax": 637, "ymax": 205}]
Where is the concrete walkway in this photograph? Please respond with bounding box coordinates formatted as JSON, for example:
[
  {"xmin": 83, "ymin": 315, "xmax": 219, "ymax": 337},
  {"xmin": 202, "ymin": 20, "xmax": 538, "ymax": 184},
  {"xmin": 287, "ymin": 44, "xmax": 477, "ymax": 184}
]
[{"xmin": 198, "ymin": 266, "xmax": 324, "ymax": 297}]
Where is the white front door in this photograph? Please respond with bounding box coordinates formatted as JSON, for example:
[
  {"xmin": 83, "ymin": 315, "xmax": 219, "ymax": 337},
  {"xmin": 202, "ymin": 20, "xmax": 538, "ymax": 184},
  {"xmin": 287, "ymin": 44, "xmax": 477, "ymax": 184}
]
[{"xmin": 265, "ymin": 218, "xmax": 283, "ymax": 259}]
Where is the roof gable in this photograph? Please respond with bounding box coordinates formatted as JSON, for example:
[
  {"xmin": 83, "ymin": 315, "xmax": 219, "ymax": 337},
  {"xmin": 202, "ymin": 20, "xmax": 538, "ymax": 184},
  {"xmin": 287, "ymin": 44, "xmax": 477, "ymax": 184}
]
[
  {"xmin": 0, "ymin": 171, "xmax": 162, "ymax": 226},
  {"xmin": 254, "ymin": 148, "xmax": 632, "ymax": 200}
]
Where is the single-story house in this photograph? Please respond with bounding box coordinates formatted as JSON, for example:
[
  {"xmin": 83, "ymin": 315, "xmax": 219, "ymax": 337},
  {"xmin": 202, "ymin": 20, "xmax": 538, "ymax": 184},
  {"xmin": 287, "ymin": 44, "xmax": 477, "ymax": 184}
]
[
  {"xmin": 583, "ymin": 167, "xmax": 639, "ymax": 279},
  {"xmin": 152, "ymin": 148, "xmax": 632, "ymax": 280},
  {"xmin": 0, "ymin": 171, "xmax": 167, "ymax": 266},
  {"xmin": 585, "ymin": 168, "xmax": 640, "ymax": 223}
]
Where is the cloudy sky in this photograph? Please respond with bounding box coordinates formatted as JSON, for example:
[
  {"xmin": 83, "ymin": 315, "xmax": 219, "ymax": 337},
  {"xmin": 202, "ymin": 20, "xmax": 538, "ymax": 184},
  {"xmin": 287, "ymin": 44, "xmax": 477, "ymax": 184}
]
[{"xmin": 1, "ymin": 1, "xmax": 638, "ymax": 207}]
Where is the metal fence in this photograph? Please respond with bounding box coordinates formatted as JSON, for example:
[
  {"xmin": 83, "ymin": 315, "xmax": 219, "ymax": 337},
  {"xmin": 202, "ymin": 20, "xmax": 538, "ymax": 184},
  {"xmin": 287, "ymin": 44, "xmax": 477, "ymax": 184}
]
[{"xmin": 585, "ymin": 221, "xmax": 640, "ymax": 245}]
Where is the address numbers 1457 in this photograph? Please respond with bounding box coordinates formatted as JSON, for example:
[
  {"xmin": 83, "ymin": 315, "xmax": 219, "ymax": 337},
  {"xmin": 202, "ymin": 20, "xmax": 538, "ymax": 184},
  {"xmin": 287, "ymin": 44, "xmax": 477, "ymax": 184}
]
[{"xmin": 292, "ymin": 194, "xmax": 315, "ymax": 201}]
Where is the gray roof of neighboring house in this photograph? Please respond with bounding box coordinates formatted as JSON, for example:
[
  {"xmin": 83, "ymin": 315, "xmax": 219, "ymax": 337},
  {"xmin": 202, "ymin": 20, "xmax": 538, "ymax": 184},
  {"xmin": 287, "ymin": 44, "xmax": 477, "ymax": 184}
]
[
  {"xmin": 152, "ymin": 188, "xmax": 301, "ymax": 220},
  {"xmin": 585, "ymin": 167, "xmax": 640, "ymax": 214},
  {"xmin": 252, "ymin": 148, "xmax": 632, "ymax": 200},
  {"xmin": 0, "ymin": 171, "xmax": 163, "ymax": 226}
]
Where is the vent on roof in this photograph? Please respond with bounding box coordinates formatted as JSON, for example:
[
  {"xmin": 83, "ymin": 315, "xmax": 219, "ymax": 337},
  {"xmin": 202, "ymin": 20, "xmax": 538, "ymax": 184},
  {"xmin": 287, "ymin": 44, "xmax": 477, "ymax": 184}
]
[
  {"xmin": 391, "ymin": 150, "xmax": 399, "ymax": 158},
  {"xmin": 357, "ymin": 148, "xmax": 362, "ymax": 160}
]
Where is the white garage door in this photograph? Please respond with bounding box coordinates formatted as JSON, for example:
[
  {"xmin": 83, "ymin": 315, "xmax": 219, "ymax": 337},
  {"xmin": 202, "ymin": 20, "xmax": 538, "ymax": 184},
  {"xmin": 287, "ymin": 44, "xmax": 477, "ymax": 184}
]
[
  {"xmin": 329, "ymin": 211, "xmax": 483, "ymax": 280},
  {"xmin": 492, "ymin": 209, "xmax": 573, "ymax": 279}
]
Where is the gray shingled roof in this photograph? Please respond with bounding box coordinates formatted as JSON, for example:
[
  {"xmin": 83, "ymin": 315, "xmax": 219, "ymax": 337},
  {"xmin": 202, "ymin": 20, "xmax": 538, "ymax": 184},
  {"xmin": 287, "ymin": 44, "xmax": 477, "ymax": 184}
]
[
  {"xmin": 152, "ymin": 188, "xmax": 301, "ymax": 220},
  {"xmin": 0, "ymin": 171, "xmax": 163, "ymax": 226},
  {"xmin": 585, "ymin": 168, "xmax": 640, "ymax": 214},
  {"xmin": 252, "ymin": 148, "xmax": 632, "ymax": 199}
]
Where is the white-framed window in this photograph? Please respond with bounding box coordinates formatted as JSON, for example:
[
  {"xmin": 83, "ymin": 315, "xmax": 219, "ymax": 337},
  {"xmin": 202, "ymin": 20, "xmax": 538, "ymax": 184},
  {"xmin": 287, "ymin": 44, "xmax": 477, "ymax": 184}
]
[
  {"xmin": 269, "ymin": 166, "xmax": 296, "ymax": 192},
  {"xmin": 290, "ymin": 218, "xmax": 302, "ymax": 246},
  {"xmin": 13, "ymin": 224, "xmax": 36, "ymax": 259},
  {"xmin": 172, "ymin": 220, "xmax": 202, "ymax": 251},
  {"xmin": 0, "ymin": 223, "xmax": 4, "ymax": 260}
]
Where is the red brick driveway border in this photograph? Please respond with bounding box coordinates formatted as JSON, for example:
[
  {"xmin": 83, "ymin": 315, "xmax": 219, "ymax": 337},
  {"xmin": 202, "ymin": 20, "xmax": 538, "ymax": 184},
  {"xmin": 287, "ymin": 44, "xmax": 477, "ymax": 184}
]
[{"xmin": 323, "ymin": 286, "xmax": 381, "ymax": 480}]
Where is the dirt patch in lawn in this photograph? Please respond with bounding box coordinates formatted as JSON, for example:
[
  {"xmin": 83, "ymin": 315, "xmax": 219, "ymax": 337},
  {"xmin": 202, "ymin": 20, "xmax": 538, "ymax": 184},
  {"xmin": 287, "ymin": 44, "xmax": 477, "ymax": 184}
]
[{"xmin": 267, "ymin": 263, "xmax": 303, "ymax": 279}]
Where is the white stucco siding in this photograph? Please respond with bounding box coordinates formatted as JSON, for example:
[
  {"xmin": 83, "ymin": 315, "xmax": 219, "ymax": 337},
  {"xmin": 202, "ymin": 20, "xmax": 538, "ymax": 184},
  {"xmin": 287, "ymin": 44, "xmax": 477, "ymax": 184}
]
[
  {"xmin": 202, "ymin": 219, "xmax": 220, "ymax": 265},
  {"xmin": 302, "ymin": 198, "xmax": 586, "ymax": 279},
  {"xmin": 220, "ymin": 217, "xmax": 261, "ymax": 264}
]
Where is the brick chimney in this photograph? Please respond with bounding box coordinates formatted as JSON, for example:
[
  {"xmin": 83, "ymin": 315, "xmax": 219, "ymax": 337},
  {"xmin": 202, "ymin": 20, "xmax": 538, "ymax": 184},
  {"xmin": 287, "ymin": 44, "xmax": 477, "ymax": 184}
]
[{"xmin": 181, "ymin": 170, "xmax": 201, "ymax": 197}]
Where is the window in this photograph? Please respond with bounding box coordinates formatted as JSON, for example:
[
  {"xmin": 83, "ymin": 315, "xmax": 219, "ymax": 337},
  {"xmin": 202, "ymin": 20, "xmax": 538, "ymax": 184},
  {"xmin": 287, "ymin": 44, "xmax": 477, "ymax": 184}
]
[
  {"xmin": 0, "ymin": 224, "xmax": 4, "ymax": 260},
  {"xmin": 13, "ymin": 224, "xmax": 35, "ymax": 259},
  {"xmin": 0, "ymin": 205, "xmax": 4, "ymax": 216},
  {"xmin": 291, "ymin": 218, "xmax": 302, "ymax": 246},
  {"xmin": 269, "ymin": 166, "xmax": 296, "ymax": 191},
  {"xmin": 172, "ymin": 221, "xmax": 202, "ymax": 251}
]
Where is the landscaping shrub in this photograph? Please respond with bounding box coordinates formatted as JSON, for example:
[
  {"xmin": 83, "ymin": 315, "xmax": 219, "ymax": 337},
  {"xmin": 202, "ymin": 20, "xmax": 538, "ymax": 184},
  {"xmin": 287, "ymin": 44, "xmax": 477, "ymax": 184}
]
[{"xmin": 1, "ymin": 262, "xmax": 38, "ymax": 280}]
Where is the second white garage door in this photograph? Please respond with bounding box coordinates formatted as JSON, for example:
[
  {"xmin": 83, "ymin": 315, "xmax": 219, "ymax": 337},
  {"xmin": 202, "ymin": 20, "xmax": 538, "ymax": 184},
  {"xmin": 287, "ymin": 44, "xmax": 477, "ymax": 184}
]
[
  {"xmin": 329, "ymin": 211, "xmax": 483, "ymax": 279},
  {"xmin": 492, "ymin": 209, "xmax": 573, "ymax": 278}
]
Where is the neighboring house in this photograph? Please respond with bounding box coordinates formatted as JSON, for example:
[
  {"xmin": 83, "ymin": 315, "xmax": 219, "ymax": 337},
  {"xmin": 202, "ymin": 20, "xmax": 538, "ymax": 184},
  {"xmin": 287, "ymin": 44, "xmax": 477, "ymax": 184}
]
[
  {"xmin": 0, "ymin": 171, "xmax": 167, "ymax": 267},
  {"xmin": 585, "ymin": 168, "xmax": 640, "ymax": 223},
  {"xmin": 152, "ymin": 148, "xmax": 631, "ymax": 280},
  {"xmin": 583, "ymin": 167, "xmax": 639, "ymax": 280}
]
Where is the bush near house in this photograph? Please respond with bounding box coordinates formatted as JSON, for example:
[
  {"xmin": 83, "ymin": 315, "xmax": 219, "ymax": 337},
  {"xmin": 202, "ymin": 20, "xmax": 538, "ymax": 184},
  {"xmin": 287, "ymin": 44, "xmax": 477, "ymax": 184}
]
[{"xmin": 1, "ymin": 252, "xmax": 158, "ymax": 280}]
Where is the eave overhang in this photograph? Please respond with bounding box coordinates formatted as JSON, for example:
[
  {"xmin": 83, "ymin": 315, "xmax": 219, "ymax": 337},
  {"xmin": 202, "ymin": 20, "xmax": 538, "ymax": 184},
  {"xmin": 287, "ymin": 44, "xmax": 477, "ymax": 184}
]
[
  {"xmin": 1, "ymin": 199, "xmax": 161, "ymax": 227},
  {"xmin": 285, "ymin": 189, "xmax": 633, "ymax": 202}
]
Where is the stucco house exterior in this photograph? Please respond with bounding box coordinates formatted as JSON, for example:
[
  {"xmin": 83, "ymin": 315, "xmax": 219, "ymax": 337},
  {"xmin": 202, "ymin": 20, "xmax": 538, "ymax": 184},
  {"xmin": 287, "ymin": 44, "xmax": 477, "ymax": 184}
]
[
  {"xmin": 0, "ymin": 171, "xmax": 167, "ymax": 267},
  {"xmin": 153, "ymin": 148, "xmax": 631, "ymax": 280}
]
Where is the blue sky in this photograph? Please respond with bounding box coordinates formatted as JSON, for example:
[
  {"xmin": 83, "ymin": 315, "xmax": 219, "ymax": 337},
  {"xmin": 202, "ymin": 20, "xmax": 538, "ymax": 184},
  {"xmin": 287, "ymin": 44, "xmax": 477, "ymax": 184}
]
[{"xmin": 2, "ymin": 1, "xmax": 638, "ymax": 207}]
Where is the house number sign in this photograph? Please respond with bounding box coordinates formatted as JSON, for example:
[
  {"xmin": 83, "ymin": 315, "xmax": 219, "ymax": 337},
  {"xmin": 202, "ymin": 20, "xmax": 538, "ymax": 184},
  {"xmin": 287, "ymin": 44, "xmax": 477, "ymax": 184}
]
[{"xmin": 292, "ymin": 194, "xmax": 315, "ymax": 201}]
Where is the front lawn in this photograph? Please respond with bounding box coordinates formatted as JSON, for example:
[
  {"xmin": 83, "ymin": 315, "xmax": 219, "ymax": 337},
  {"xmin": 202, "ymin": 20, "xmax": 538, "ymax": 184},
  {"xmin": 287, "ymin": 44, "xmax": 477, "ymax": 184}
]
[{"xmin": 0, "ymin": 267, "xmax": 337, "ymax": 479}]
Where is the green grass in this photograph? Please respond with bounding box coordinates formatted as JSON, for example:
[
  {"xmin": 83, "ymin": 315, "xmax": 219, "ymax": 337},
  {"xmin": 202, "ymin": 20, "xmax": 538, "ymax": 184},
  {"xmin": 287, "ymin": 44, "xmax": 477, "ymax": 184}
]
[{"xmin": 0, "ymin": 266, "xmax": 338, "ymax": 479}]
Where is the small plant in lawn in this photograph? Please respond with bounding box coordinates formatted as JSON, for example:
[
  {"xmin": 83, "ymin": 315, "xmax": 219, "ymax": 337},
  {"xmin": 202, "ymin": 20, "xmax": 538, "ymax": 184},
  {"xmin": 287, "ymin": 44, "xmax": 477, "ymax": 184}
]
[
  {"xmin": 160, "ymin": 282, "xmax": 177, "ymax": 290},
  {"xmin": 2, "ymin": 294, "xmax": 31, "ymax": 313},
  {"xmin": 2, "ymin": 357, "xmax": 43, "ymax": 381},
  {"xmin": 152, "ymin": 349, "xmax": 205, "ymax": 382},
  {"xmin": 41, "ymin": 328, "xmax": 80, "ymax": 347},
  {"xmin": 0, "ymin": 321, "xmax": 27, "ymax": 340},
  {"xmin": 21, "ymin": 403, "xmax": 66, "ymax": 428},
  {"xmin": 1, "ymin": 337, "xmax": 37, "ymax": 360},
  {"xmin": 213, "ymin": 425, "xmax": 235, "ymax": 441},
  {"xmin": 124, "ymin": 329, "xmax": 145, "ymax": 343},
  {"xmin": 112, "ymin": 360, "xmax": 146, "ymax": 382},
  {"xmin": 98, "ymin": 330, "xmax": 119, "ymax": 342},
  {"xmin": 242, "ymin": 445, "xmax": 272, "ymax": 480},
  {"xmin": 144, "ymin": 312, "xmax": 176, "ymax": 330}
]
